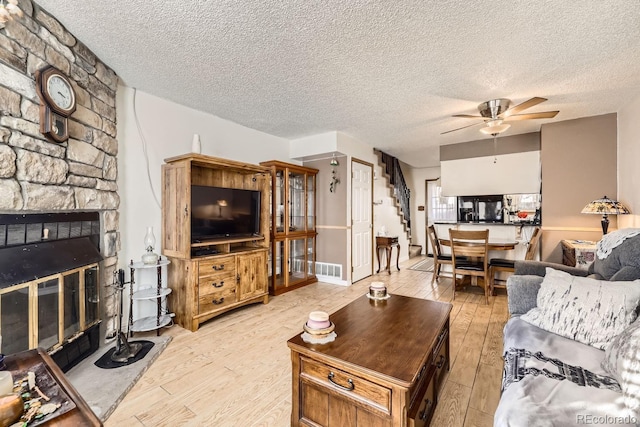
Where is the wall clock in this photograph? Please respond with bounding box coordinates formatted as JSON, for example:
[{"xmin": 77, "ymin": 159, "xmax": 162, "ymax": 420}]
[{"xmin": 35, "ymin": 66, "xmax": 76, "ymax": 143}]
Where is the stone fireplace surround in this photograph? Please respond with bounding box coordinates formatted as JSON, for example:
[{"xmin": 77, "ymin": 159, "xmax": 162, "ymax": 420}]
[{"xmin": 0, "ymin": 0, "xmax": 120, "ymax": 355}]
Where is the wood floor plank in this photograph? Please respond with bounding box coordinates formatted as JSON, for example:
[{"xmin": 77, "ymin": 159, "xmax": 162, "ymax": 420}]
[
  {"xmin": 469, "ymin": 362, "xmax": 503, "ymax": 415},
  {"xmin": 463, "ymin": 406, "xmax": 495, "ymax": 427},
  {"xmin": 448, "ymin": 345, "xmax": 482, "ymax": 388},
  {"xmin": 430, "ymin": 381, "xmax": 473, "ymax": 427},
  {"xmin": 104, "ymin": 256, "xmax": 509, "ymax": 427}
]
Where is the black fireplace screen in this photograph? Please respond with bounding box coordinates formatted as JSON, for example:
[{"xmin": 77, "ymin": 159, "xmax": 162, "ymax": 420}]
[{"xmin": 0, "ymin": 213, "xmax": 102, "ymax": 356}]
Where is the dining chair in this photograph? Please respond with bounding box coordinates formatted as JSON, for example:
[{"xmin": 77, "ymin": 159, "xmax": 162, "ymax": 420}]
[
  {"xmin": 488, "ymin": 226, "xmax": 541, "ymax": 296},
  {"xmin": 427, "ymin": 225, "xmax": 453, "ymax": 285},
  {"xmin": 449, "ymin": 229, "xmax": 490, "ymax": 304}
]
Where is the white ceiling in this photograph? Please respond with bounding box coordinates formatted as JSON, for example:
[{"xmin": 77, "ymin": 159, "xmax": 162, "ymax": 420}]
[{"xmin": 35, "ymin": 1, "xmax": 640, "ymax": 167}]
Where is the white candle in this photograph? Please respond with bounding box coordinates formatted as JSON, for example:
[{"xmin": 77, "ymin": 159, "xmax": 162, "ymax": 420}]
[
  {"xmin": 309, "ymin": 311, "xmax": 329, "ymax": 322},
  {"xmin": 0, "ymin": 371, "xmax": 13, "ymax": 395}
]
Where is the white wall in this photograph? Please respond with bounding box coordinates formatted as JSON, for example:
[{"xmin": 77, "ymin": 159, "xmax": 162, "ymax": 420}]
[
  {"xmin": 116, "ymin": 86, "xmax": 290, "ymax": 316},
  {"xmin": 618, "ymin": 93, "xmax": 640, "ymax": 228},
  {"xmin": 441, "ymin": 151, "xmax": 541, "ymax": 196}
]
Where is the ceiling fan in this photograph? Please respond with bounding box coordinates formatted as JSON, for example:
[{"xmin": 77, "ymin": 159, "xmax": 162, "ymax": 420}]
[{"xmin": 442, "ymin": 97, "xmax": 559, "ymax": 135}]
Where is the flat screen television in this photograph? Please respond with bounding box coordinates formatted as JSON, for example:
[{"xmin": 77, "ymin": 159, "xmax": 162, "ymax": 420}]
[{"xmin": 191, "ymin": 185, "xmax": 261, "ymax": 242}]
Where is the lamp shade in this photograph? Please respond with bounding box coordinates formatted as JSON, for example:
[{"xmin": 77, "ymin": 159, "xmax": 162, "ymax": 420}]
[
  {"xmin": 581, "ymin": 196, "xmax": 630, "ymax": 235},
  {"xmin": 581, "ymin": 196, "xmax": 630, "ymax": 215}
]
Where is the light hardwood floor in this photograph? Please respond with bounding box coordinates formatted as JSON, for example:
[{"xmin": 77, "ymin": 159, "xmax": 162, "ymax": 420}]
[{"xmin": 106, "ymin": 256, "xmax": 508, "ymax": 427}]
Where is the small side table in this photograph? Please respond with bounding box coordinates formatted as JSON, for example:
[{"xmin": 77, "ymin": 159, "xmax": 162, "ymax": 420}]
[
  {"xmin": 561, "ymin": 239, "xmax": 597, "ymax": 270},
  {"xmin": 376, "ymin": 236, "xmax": 400, "ymax": 274}
]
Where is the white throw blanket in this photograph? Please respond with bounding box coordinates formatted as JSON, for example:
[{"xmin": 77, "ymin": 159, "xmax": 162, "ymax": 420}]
[{"xmin": 597, "ymin": 228, "xmax": 640, "ymax": 260}]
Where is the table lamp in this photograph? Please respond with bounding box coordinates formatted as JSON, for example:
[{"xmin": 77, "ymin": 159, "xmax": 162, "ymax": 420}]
[{"xmin": 581, "ymin": 196, "xmax": 630, "ymax": 235}]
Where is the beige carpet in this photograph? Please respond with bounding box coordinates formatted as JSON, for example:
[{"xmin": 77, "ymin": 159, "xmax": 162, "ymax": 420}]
[{"xmin": 408, "ymin": 258, "xmax": 434, "ymax": 272}]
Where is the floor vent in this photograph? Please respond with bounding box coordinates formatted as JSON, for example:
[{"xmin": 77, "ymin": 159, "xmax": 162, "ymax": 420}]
[{"xmin": 315, "ymin": 262, "xmax": 342, "ymax": 279}]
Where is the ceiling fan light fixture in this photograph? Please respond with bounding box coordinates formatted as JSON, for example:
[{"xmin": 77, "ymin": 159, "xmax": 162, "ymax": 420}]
[{"xmin": 479, "ymin": 120, "xmax": 511, "ymax": 135}]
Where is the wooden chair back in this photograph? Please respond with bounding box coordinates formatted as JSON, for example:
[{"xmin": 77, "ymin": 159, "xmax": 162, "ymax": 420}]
[
  {"xmin": 524, "ymin": 227, "xmax": 542, "ymax": 261},
  {"xmin": 448, "ymin": 229, "xmax": 490, "ymax": 265},
  {"xmin": 428, "ymin": 225, "xmax": 442, "ymax": 258}
]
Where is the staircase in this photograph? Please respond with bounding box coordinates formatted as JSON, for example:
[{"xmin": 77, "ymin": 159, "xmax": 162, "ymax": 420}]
[{"xmin": 375, "ymin": 149, "xmax": 411, "ymax": 240}]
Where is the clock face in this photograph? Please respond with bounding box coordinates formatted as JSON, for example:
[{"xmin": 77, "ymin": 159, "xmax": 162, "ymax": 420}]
[{"xmin": 46, "ymin": 74, "xmax": 75, "ymax": 111}]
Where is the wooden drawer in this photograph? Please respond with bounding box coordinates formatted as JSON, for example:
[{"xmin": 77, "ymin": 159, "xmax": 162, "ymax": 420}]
[
  {"xmin": 433, "ymin": 334, "xmax": 448, "ymax": 393},
  {"xmin": 432, "ymin": 322, "xmax": 448, "ymax": 359},
  {"xmin": 198, "ymin": 255, "xmax": 235, "ymax": 276},
  {"xmin": 408, "ymin": 370, "xmax": 436, "ymax": 427},
  {"xmin": 300, "ymin": 357, "xmax": 391, "ymax": 413},
  {"xmin": 198, "ymin": 272, "xmax": 236, "ymax": 297},
  {"xmin": 409, "ymin": 358, "xmax": 432, "ymax": 408},
  {"xmin": 198, "ymin": 288, "xmax": 237, "ymax": 313}
]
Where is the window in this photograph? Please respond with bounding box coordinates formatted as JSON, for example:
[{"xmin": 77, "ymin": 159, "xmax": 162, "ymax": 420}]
[{"xmin": 428, "ymin": 181, "xmax": 456, "ymax": 223}]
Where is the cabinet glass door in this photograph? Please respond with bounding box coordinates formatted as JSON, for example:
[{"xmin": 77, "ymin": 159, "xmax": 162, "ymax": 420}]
[
  {"xmin": 289, "ymin": 171, "xmax": 306, "ymax": 232},
  {"xmin": 288, "ymin": 238, "xmax": 308, "ymax": 285},
  {"xmin": 306, "ymin": 237, "xmax": 315, "ymax": 277},
  {"xmin": 275, "ymin": 170, "xmax": 285, "ymax": 234},
  {"xmin": 272, "ymin": 240, "xmax": 286, "ymax": 290},
  {"xmin": 307, "ymin": 174, "xmax": 315, "ymax": 230}
]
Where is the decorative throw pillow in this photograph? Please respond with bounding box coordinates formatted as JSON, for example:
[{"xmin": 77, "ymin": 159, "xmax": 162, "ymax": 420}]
[
  {"xmin": 602, "ymin": 319, "xmax": 640, "ymax": 415},
  {"xmin": 520, "ymin": 268, "xmax": 640, "ymax": 349}
]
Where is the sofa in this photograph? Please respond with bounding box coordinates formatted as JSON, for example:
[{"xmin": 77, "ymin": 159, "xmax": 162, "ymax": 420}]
[{"xmin": 494, "ymin": 231, "xmax": 640, "ymax": 427}]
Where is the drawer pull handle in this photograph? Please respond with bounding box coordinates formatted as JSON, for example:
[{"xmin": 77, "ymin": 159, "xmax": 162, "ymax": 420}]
[
  {"xmin": 212, "ymin": 297, "xmax": 225, "ymax": 305},
  {"xmin": 328, "ymin": 372, "xmax": 355, "ymax": 391},
  {"xmin": 212, "ymin": 281, "xmax": 224, "ymax": 288},
  {"xmin": 436, "ymin": 355, "xmax": 446, "ymax": 369},
  {"xmin": 212, "ymin": 265, "xmax": 225, "ymax": 271},
  {"xmin": 417, "ymin": 363, "xmax": 427, "ymax": 380},
  {"xmin": 419, "ymin": 399, "xmax": 433, "ymax": 421}
]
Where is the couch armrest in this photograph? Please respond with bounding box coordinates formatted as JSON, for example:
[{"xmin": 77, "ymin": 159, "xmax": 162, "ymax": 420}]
[
  {"xmin": 513, "ymin": 260, "xmax": 590, "ymax": 277},
  {"xmin": 506, "ymin": 275, "xmax": 544, "ymax": 315}
]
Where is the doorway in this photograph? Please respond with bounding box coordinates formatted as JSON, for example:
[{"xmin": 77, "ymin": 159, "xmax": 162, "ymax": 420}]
[{"xmin": 351, "ymin": 159, "xmax": 373, "ymax": 282}]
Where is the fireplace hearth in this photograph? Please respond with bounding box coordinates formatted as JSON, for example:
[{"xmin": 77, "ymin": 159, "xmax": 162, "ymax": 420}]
[{"xmin": 0, "ymin": 212, "xmax": 103, "ymax": 372}]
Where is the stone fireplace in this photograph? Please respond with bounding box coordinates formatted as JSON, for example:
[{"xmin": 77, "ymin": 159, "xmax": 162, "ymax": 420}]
[{"xmin": 0, "ymin": 1, "xmax": 120, "ymax": 368}]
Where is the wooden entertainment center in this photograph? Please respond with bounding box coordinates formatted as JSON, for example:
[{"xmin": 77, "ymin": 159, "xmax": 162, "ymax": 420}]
[{"xmin": 161, "ymin": 154, "xmax": 271, "ymax": 331}]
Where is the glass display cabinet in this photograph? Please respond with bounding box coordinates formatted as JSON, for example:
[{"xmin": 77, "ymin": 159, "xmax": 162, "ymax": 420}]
[{"xmin": 260, "ymin": 160, "xmax": 318, "ymax": 295}]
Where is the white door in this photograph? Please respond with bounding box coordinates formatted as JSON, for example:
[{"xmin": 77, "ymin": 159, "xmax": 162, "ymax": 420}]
[{"xmin": 351, "ymin": 160, "xmax": 373, "ymax": 282}]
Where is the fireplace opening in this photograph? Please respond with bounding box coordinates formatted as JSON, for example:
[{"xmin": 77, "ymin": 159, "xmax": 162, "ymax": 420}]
[{"xmin": 0, "ymin": 212, "xmax": 103, "ymax": 372}]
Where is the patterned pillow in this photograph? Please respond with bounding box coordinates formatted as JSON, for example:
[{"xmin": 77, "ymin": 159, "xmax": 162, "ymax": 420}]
[
  {"xmin": 520, "ymin": 268, "xmax": 640, "ymax": 349},
  {"xmin": 602, "ymin": 320, "xmax": 640, "ymax": 415}
]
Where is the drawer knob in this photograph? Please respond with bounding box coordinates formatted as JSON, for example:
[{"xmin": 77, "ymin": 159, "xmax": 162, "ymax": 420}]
[
  {"xmin": 212, "ymin": 265, "xmax": 225, "ymax": 271},
  {"xmin": 212, "ymin": 297, "xmax": 225, "ymax": 305},
  {"xmin": 212, "ymin": 281, "xmax": 224, "ymax": 288},
  {"xmin": 436, "ymin": 355, "xmax": 446, "ymax": 369},
  {"xmin": 419, "ymin": 399, "xmax": 433, "ymax": 421},
  {"xmin": 328, "ymin": 372, "xmax": 355, "ymax": 391}
]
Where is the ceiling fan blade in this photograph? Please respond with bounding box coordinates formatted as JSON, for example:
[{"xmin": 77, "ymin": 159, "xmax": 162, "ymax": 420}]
[
  {"xmin": 441, "ymin": 122, "xmax": 483, "ymax": 135},
  {"xmin": 452, "ymin": 114, "xmax": 486, "ymax": 119},
  {"xmin": 500, "ymin": 97, "xmax": 547, "ymax": 119},
  {"xmin": 505, "ymin": 111, "xmax": 559, "ymax": 121}
]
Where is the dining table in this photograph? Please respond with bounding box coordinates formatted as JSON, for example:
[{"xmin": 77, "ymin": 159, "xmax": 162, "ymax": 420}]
[{"xmin": 438, "ymin": 238, "xmax": 518, "ymax": 290}]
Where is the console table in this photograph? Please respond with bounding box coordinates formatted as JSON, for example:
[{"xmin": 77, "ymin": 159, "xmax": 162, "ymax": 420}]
[
  {"xmin": 288, "ymin": 295, "xmax": 452, "ymax": 426},
  {"xmin": 376, "ymin": 236, "xmax": 400, "ymax": 274}
]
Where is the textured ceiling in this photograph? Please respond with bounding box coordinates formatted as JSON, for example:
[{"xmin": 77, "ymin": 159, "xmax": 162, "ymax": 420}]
[{"xmin": 35, "ymin": 0, "xmax": 640, "ymax": 167}]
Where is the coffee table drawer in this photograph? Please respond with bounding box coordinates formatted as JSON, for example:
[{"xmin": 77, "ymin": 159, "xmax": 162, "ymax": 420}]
[
  {"xmin": 300, "ymin": 357, "xmax": 391, "ymax": 413},
  {"xmin": 408, "ymin": 370, "xmax": 436, "ymax": 427}
]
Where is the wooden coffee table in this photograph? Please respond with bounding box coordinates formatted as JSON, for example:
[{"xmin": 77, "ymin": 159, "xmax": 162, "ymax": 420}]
[{"xmin": 288, "ymin": 294, "xmax": 452, "ymax": 426}]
